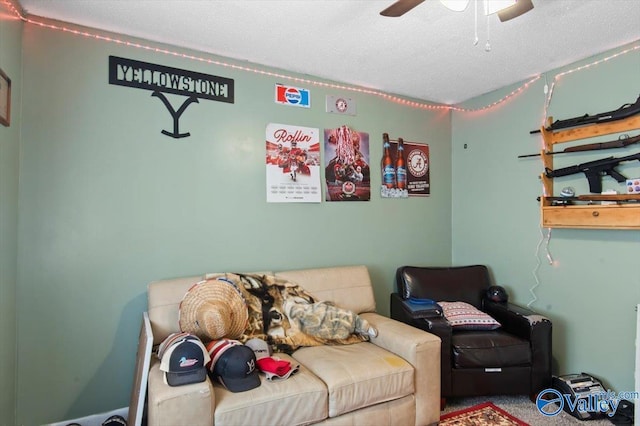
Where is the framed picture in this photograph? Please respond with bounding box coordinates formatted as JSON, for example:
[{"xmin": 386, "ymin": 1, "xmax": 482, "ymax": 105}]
[{"xmin": 0, "ymin": 68, "xmax": 11, "ymax": 127}]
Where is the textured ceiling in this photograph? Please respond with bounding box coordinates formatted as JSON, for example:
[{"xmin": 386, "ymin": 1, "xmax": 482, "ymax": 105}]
[{"xmin": 16, "ymin": 0, "xmax": 640, "ymax": 105}]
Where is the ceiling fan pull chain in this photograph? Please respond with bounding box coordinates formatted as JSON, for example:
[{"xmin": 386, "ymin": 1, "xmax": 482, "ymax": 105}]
[
  {"xmin": 484, "ymin": 1, "xmax": 491, "ymax": 52},
  {"xmin": 473, "ymin": 0, "xmax": 479, "ymax": 45}
]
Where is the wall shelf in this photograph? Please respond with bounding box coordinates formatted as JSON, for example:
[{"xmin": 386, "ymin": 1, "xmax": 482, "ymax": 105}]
[{"xmin": 539, "ymin": 114, "xmax": 640, "ymax": 229}]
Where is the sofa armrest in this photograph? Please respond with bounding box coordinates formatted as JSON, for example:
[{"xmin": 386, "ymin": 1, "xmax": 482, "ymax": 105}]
[
  {"xmin": 390, "ymin": 293, "xmax": 453, "ymax": 396},
  {"xmin": 484, "ymin": 301, "xmax": 553, "ymax": 392},
  {"xmin": 361, "ymin": 312, "xmax": 441, "ymax": 426},
  {"xmin": 147, "ymin": 357, "xmax": 215, "ymax": 426}
]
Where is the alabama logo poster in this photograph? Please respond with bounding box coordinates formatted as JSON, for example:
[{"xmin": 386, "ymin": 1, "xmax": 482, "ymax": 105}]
[
  {"xmin": 266, "ymin": 123, "xmax": 321, "ymax": 203},
  {"xmin": 324, "ymin": 125, "xmax": 371, "ymax": 201}
]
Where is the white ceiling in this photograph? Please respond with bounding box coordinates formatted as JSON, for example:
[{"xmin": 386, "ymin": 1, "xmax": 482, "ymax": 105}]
[{"xmin": 16, "ymin": 0, "xmax": 640, "ymax": 105}]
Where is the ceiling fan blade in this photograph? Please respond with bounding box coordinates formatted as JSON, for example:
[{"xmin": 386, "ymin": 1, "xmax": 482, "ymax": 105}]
[
  {"xmin": 380, "ymin": 0, "xmax": 426, "ymax": 17},
  {"xmin": 497, "ymin": 0, "xmax": 534, "ymax": 22}
]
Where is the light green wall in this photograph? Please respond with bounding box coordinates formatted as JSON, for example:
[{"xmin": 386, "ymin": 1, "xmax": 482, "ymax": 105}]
[
  {"xmin": 452, "ymin": 42, "xmax": 640, "ymax": 393},
  {"xmin": 0, "ymin": 5, "xmax": 22, "ymax": 426},
  {"xmin": 17, "ymin": 20, "xmax": 452, "ymax": 424},
  {"xmin": 12, "ymin": 7, "xmax": 639, "ymax": 425}
]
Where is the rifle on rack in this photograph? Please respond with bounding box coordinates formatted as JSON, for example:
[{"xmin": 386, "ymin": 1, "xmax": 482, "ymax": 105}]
[
  {"xmin": 537, "ymin": 194, "xmax": 640, "ymax": 205},
  {"xmin": 530, "ymin": 94, "xmax": 640, "ymax": 134},
  {"xmin": 544, "ymin": 151, "xmax": 640, "ymax": 193},
  {"xmin": 519, "ymin": 133, "xmax": 640, "ymax": 158}
]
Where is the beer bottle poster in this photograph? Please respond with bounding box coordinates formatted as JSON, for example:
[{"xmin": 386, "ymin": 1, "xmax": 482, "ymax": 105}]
[
  {"xmin": 405, "ymin": 142, "xmax": 430, "ymax": 196},
  {"xmin": 381, "ymin": 137, "xmax": 430, "ymax": 198},
  {"xmin": 266, "ymin": 123, "xmax": 322, "ymax": 203},
  {"xmin": 324, "ymin": 125, "xmax": 371, "ymax": 202}
]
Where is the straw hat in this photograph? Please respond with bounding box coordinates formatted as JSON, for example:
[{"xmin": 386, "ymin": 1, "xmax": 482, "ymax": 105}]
[{"xmin": 179, "ymin": 278, "xmax": 248, "ymax": 341}]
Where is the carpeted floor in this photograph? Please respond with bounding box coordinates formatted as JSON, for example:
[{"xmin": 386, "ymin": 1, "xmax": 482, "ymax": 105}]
[{"xmin": 442, "ymin": 395, "xmax": 615, "ymax": 425}]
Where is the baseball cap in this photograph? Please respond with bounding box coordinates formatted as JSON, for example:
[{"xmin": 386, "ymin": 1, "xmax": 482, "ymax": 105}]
[
  {"xmin": 208, "ymin": 341, "xmax": 261, "ymax": 392},
  {"xmin": 206, "ymin": 338, "xmax": 241, "ymax": 370},
  {"xmin": 245, "ymin": 338, "xmax": 271, "ymax": 360},
  {"xmin": 245, "ymin": 338, "xmax": 299, "ymax": 381},
  {"xmin": 265, "ymin": 364, "xmax": 299, "ymax": 381},
  {"xmin": 158, "ymin": 332, "xmax": 210, "ymax": 387}
]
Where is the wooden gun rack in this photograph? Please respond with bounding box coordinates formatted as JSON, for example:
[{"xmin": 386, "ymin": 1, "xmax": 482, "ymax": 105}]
[{"xmin": 539, "ymin": 114, "xmax": 640, "ymax": 229}]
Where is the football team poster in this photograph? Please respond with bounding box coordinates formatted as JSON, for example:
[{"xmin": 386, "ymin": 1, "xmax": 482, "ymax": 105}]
[
  {"xmin": 266, "ymin": 123, "xmax": 321, "ymax": 203},
  {"xmin": 404, "ymin": 142, "xmax": 430, "ymax": 197},
  {"xmin": 324, "ymin": 125, "xmax": 371, "ymax": 201}
]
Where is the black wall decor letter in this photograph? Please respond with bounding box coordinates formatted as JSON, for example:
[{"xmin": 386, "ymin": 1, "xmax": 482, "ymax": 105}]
[
  {"xmin": 108, "ymin": 56, "xmax": 234, "ymax": 138},
  {"xmin": 151, "ymin": 92, "xmax": 199, "ymax": 138}
]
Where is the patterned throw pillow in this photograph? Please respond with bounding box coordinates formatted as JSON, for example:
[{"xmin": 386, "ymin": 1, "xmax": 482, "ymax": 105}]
[{"xmin": 438, "ymin": 301, "xmax": 501, "ymax": 330}]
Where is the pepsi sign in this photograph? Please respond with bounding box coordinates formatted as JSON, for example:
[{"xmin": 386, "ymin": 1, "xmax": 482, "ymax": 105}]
[{"xmin": 275, "ymin": 84, "xmax": 311, "ymax": 108}]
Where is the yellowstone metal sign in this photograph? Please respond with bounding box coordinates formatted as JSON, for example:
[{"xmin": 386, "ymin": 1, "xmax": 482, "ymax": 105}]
[{"xmin": 108, "ymin": 56, "xmax": 234, "ymax": 138}]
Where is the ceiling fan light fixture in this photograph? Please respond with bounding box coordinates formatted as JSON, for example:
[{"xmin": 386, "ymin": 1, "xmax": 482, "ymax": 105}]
[
  {"xmin": 439, "ymin": 0, "xmax": 470, "ymax": 12},
  {"xmin": 380, "ymin": 0, "xmax": 533, "ymax": 19}
]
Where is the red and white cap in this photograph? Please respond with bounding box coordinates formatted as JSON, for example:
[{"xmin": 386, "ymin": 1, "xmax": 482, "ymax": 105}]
[
  {"xmin": 205, "ymin": 339, "xmax": 261, "ymax": 392},
  {"xmin": 205, "ymin": 338, "xmax": 242, "ymax": 372}
]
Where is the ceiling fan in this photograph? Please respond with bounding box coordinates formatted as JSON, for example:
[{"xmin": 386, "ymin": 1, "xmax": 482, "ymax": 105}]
[{"xmin": 380, "ymin": 0, "xmax": 534, "ymax": 21}]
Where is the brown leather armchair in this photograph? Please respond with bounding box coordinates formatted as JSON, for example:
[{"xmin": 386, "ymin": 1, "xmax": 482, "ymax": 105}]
[{"xmin": 390, "ymin": 265, "xmax": 552, "ymax": 406}]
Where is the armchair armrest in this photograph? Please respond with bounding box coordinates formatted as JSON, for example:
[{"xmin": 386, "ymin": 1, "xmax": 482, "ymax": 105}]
[
  {"xmin": 484, "ymin": 301, "xmax": 553, "ymax": 392},
  {"xmin": 390, "ymin": 293, "xmax": 444, "ymax": 324},
  {"xmin": 360, "ymin": 312, "xmax": 441, "ymax": 426},
  {"xmin": 484, "ymin": 301, "xmax": 550, "ymax": 340}
]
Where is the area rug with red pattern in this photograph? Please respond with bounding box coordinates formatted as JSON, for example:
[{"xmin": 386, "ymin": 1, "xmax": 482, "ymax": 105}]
[{"xmin": 440, "ymin": 402, "xmax": 530, "ymax": 426}]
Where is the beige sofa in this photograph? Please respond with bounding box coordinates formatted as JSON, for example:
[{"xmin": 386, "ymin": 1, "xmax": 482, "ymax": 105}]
[{"xmin": 145, "ymin": 265, "xmax": 441, "ymax": 426}]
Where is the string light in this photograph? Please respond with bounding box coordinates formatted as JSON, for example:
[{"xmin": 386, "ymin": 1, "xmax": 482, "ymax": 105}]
[
  {"xmin": 2, "ymin": 0, "xmax": 538, "ymax": 113},
  {"xmin": 528, "ymin": 227, "xmax": 544, "ymax": 308},
  {"xmin": 528, "ymin": 41, "xmax": 640, "ymax": 308},
  {"xmin": 2, "ymin": 0, "xmax": 638, "ymax": 114},
  {"xmin": 528, "ymin": 226, "xmax": 554, "ymax": 308},
  {"xmin": 454, "ymin": 75, "xmax": 541, "ymax": 112},
  {"xmin": 543, "ymin": 43, "xmax": 640, "ymax": 122}
]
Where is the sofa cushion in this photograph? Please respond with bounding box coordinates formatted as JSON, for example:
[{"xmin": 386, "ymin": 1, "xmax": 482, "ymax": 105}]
[
  {"xmin": 147, "ymin": 271, "xmax": 273, "ymax": 344},
  {"xmin": 276, "ymin": 265, "xmax": 376, "ymax": 315},
  {"xmin": 147, "ymin": 275, "xmax": 203, "ymax": 344},
  {"xmin": 292, "ymin": 342, "xmax": 414, "ymax": 418},
  {"xmin": 321, "ymin": 394, "xmax": 416, "ymax": 426},
  {"xmin": 452, "ymin": 330, "xmax": 532, "ymax": 368},
  {"xmin": 213, "ymin": 353, "xmax": 328, "ymax": 426}
]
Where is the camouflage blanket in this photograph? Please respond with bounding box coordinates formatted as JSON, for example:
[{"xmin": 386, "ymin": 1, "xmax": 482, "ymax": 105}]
[{"xmin": 211, "ymin": 273, "xmax": 373, "ymax": 353}]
